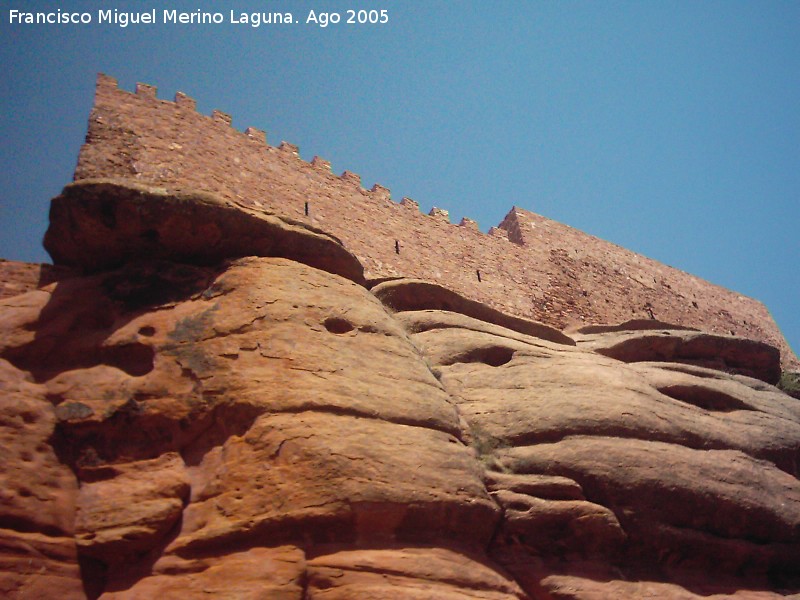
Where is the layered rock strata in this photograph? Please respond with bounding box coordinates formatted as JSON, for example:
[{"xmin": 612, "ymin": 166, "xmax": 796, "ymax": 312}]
[{"xmin": 0, "ymin": 181, "xmax": 798, "ymax": 598}]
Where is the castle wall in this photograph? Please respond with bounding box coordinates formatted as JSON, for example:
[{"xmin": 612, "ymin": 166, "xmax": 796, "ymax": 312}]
[{"xmin": 72, "ymin": 74, "xmax": 797, "ymax": 368}]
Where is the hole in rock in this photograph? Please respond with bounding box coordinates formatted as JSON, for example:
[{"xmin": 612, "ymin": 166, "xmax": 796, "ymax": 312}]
[
  {"xmin": 658, "ymin": 385, "xmax": 753, "ymax": 412},
  {"xmin": 451, "ymin": 345, "xmax": 515, "ymax": 367},
  {"xmin": 324, "ymin": 317, "xmax": 355, "ymax": 334},
  {"xmin": 99, "ymin": 199, "xmax": 116, "ymax": 229},
  {"xmin": 140, "ymin": 229, "xmax": 159, "ymax": 242},
  {"xmin": 138, "ymin": 326, "xmax": 156, "ymax": 337},
  {"xmin": 3, "ymin": 342, "xmax": 155, "ymax": 382},
  {"xmin": 101, "ymin": 343, "xmax": 155, "ymax": 377}
]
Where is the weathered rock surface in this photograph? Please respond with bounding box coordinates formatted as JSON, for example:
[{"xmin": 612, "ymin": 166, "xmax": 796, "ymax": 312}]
[
  {"xmin": 1, "ymin": 255, "xmax": 508, "ymax": 597},
  {"xmin": 401, "ymin": 309, "xmax": 800, "ymax": 597},
  {"xmin": 0, "ymin": 361, "xmax": 83, "ymax": 598},
  {"xmin": 0, "ymin": 259, "xmax": 75, "ymax": 301},
  {"xmin": 75, "ymin": 453, "xmax": 189, "ymax": 562},
  {"xmin": 501, "ymin": 565, "xmax": 800, "ymax": 600},
  {"xmin": 102, "ymin": 546, "xmax": 307, "ymax": 599},
  {"xmin": 305, "ymin": 547, "xmax": 526, "ymax": 599},
  {"xmin": 372, "ymin": 278, "xmax": 575, "ymax": 346},
  {"xmin": 2, "ymin": 184, "xmax": 799, "ymax": 598},
  {"xmin": 573, "ymin": 322, "xmax": 782, "ymax": 384},
  {"xmin": 43, "ymin": 180, "xmax": 365, "ymax": 283}
]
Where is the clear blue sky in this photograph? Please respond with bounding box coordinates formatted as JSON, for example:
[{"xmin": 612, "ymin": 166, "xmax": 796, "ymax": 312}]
[{"xmin": 1, "ymin": 1, "xmax": 798, "ymax": 360}]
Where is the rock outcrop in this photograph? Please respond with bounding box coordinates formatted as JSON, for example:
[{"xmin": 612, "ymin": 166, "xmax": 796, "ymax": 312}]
[
  {"xmin": 43, "ymin": 180, "xmax": 364, "ymax": 284},
  {"xmin": 572, "ymin": 320, "xmax": 782, "ymax": 384},
  {"xmin": 372, "ymin": 279, "xmax": 575, "ymax": 346},
  {"xmin": 405, "ymin": 311, "xmax": 800, "ymax": 575},
  {"xmin": 1, "ymin": 181, "xmax": 799, "ymax": 598}
]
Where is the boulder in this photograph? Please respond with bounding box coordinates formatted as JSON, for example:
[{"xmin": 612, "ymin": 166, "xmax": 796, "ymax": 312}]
[{"xmin": 43, "ymin": 179, "xmax": 365, "ymax": 283}]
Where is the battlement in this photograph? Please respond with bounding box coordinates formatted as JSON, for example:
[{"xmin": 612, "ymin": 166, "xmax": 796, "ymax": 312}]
[
  {"xmin": 88, "ymin": 74, "xmax": 490, "ymax": 233},
  {"xmin": 73, "ymin": 74, "xmax": 798, "ymax": 368}
]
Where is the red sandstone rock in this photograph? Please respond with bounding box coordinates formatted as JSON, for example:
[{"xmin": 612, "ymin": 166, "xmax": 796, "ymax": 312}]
[
  {"xmin": 505, "ymin": 566, "xmax": 800, "ymax": 600},
  {"xmin": 483, "ymin": 471, "xmax": 585, "ymax": 501},
  {"xmin": 490, "ymin": 488, "xmax": 626, "ymax": 558},
  {"xmin": 75, "ymin": 453, "xmax": 189, "ymax": 563},
  {"xmin": 0, "ymin": 259, "xmax": 75, "ymax": 301},
  {"xmin": 0, "ymin": 361, "xmax": 83, "ymax": 597},
  {"xmin": 44, "ymin": 180, "xmax": 365, "ymax": 284},
  {"xmin": 0, "ymin": 529, "xmax": 83, "ymax": 599},
  {"xmin": 1, "ymin": 256, "xmax": 506, "ymax": 597},
  {"xmin": 574, "ymin": 326, "xmax": 782, "ymax": 384},
  {"xmin": 571, "ymin": 318, "xmax": 700, "ymax": 334},
  {"xmin": 372, "ymin": 279, "xmax": 575, "ymax": 346},
  {"xmin": 305, "ymin": 548, "xmax": 526, "ymax": 599},
  {"xmin": 399, "ymin": 309, "xmax": 800, "ymax": 596},
  {"xmin": 499, "ymin": 437, "xmax": 800, "ymax": 571},
  {"xmin": 102, "ymin": 546, "xmax": 307, "ymax": 599},
  {"xmin": 2, "ymin": 257, "xmax": 800, "ymax": 597}
]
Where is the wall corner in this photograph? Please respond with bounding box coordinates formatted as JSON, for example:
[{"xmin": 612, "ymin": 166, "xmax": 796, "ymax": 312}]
[{"xmin": 497, "ymin": 206, "xmax": 525, "ymax": 245}]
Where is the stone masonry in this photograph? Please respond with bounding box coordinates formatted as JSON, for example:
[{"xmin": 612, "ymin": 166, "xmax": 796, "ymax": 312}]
[{"xmin": 71, "ymin": 74, "xmax": 797, "ymax": 368}]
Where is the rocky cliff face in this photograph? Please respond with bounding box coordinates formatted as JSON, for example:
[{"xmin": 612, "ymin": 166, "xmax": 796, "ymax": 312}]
[{"xmin": 1, "ymin": 180, "xmax": 799, "ymax": 599}]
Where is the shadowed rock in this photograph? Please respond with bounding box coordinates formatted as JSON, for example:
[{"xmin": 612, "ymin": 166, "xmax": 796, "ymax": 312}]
[
  {"xmin": 372, "ymin": 279, "xmax": 575, "ymax": 346},
  {"xmin": 43, "ymin": 179, "xmax": 365, "ymax": 284},
  {"xmin": 571, "ymin": 319, "xmax": 700, "ymax": 334},
  {"xmin": 0, "ymin": 259, "xmax": 76, "ymax": 300},
  {"xmin": 574, "ymin": 325, "xmax": 782, "ymax": 384}
]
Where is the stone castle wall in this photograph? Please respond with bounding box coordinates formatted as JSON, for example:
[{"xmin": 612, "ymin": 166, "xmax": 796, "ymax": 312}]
[{"xmin": 71, "ymin": 74, "xmax": 797, "ymax": 367}]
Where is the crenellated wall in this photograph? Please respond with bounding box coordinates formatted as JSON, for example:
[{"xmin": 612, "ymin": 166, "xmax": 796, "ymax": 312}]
[{"xmin": 71, "ymin": 74, "xmax": 798, "ymax": 368}]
